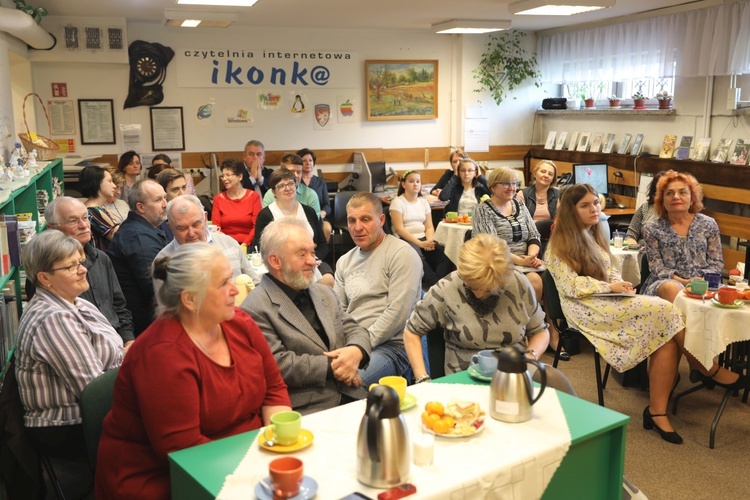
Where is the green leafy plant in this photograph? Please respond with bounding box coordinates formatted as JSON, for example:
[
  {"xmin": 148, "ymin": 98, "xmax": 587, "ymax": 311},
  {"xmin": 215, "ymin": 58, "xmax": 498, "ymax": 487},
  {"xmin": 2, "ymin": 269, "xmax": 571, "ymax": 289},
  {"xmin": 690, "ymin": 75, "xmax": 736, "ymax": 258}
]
[
  {"xmin": 632, "ymin": 91, "xmax": 646, "ymax": 100},
  {"xmin": 473, "ymin": 30, "xmax": 542, "ymax": 105},
  {"xmin": 13, "ymin": 0, "xmax": 48, "ymax": 24}
]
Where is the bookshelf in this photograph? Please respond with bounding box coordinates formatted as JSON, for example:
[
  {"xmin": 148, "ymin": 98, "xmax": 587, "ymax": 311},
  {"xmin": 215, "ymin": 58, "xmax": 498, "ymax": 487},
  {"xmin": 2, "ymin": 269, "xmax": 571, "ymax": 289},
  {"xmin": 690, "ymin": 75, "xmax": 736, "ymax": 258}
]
[{"xmin": 0, "ymin": 159, "xmax": 64, "ymax": 362}]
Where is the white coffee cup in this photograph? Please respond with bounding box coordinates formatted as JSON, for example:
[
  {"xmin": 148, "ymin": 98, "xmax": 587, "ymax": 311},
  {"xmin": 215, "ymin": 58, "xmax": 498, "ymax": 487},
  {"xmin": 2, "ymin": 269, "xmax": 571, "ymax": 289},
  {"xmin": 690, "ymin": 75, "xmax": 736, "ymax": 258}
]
[
  {"xmin": 614, "ymin": 233, "xmax": 623, "ymax": 249},
  {"xmin": 251, "ymin": 253, "xmax": 262, "ymax": 267}
]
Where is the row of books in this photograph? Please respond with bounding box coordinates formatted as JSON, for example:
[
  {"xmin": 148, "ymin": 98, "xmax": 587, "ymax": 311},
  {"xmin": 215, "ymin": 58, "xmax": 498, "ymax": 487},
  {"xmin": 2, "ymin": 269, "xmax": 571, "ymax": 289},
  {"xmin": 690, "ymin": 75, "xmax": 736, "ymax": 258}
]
[
  {"xmin": 0, "ymin": 284, "xmax": 19, "ymax": 369},
  {"xmin": 544, "ymin": 131, "xmax": 645, "ymax": 155},
  {"xmin": 544, "ymin": 131, "xmax": 750, "ymax": 164}
]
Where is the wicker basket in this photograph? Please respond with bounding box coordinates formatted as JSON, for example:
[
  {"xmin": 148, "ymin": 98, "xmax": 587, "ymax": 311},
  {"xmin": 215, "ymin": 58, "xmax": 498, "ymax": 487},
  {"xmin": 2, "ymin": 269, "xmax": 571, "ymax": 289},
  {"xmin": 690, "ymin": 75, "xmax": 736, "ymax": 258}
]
[{"xmin": 18, "ymin": 93, "xmax": 59, "ymax": 161}]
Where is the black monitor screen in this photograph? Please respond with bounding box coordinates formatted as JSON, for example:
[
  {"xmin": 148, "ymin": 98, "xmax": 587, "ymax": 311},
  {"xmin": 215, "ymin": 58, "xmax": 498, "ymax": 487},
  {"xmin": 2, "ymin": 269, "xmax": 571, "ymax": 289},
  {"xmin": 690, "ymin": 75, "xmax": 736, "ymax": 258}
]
[
  {"xmin": 573, "ymin": 163, "xmax": 608, "ymax": 195},
  {"xmin": 369, "ymin": 161, "xmax": 387, "ymax": 193}
]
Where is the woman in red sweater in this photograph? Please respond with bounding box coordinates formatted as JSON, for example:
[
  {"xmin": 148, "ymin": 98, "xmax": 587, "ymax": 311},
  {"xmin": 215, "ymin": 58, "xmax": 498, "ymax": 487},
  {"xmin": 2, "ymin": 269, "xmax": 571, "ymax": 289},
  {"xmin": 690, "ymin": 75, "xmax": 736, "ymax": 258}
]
[
  {"xmin": 211, "ymin": 158, "xmax": 263, "ymax": 245},
  {"xmin": 95, "ymin": 243, "xmax": 291, "ymax": 499}
]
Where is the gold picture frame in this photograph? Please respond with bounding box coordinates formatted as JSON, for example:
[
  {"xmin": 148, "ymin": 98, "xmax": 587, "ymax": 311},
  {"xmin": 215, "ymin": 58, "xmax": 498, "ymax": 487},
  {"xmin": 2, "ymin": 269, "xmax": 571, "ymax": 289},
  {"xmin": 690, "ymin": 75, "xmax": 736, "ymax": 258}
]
[{"xmin": 366, "ymin": 60, "xmax": 438, "ymax": 121}]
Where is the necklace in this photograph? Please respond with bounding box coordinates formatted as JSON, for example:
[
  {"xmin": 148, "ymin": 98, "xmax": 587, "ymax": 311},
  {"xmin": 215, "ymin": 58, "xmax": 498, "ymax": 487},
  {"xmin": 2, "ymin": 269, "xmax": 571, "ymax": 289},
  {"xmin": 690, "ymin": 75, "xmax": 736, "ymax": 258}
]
[{"xmin": 183, "ymin": 324, "xmax": 221, "ymax": 356}]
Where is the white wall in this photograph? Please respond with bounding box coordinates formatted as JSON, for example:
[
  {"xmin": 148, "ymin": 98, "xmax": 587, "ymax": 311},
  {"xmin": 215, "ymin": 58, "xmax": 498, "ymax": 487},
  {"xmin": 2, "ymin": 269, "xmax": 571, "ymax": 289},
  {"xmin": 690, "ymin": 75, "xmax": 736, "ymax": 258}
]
[{"xmin": 0, "ymin": 32, "xmax": 30, "ymax": 163}]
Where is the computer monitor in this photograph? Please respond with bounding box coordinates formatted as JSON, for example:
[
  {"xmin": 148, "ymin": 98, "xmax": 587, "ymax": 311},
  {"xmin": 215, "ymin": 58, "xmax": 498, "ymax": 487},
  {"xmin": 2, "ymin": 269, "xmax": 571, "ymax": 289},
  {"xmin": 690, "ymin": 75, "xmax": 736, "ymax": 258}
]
[
  {"xmin": 369, "ymin": 161, "xmax": 387, "ymax": 193},
  {"xmin": 573, "ymin": 163, "xmax": 608, "ymax": 195}
]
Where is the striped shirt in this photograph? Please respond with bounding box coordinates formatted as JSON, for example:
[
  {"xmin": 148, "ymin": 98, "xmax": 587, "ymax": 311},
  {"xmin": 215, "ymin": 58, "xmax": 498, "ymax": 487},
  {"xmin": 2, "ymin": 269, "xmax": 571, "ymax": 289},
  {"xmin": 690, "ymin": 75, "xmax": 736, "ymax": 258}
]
[
  {"xmin": 472, "ymin": 199, "xmax": 541, "ymax": 256},
  {"xmin": 16, "ymin": 288, "xmax": 124, "ymax": 427}
]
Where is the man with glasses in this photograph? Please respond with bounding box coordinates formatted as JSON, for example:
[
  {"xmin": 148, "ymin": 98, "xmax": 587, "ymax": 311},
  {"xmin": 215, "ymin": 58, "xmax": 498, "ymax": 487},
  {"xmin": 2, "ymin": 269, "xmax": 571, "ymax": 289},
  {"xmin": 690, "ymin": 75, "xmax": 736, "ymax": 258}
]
[
  {"xmin": 241, "ymin": 140, "xmax": 274, "ymax": 195},
  {"xmin": 37, "ymin": 196, "xmax": 135, "ymax": 351},
  {"xmin": 261, "ymin": 154, "xmax": 321, "ymax": 214},
  {"xmin": 153, "ymin": 195, "xmax": 259, "ymax": 292},
  {"xmin": 107, "ymin": 179, "xmax": 169, "ymax": 336}
]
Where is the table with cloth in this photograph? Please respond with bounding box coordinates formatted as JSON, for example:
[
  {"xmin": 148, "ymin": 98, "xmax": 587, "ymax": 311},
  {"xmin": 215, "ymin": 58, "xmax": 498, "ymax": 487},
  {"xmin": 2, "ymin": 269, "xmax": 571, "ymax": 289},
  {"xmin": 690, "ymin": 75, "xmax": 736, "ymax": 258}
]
[
  {"xmin": 169, "ymin": 371, "xmax": 628, "ymax": 499},
  {"xmin": 610, "ymin": 246, "xmax": 642, "ymax": 286},
  {"xmin": 433, "ymin": 221, "xmax": 472, "ymax": 265}
]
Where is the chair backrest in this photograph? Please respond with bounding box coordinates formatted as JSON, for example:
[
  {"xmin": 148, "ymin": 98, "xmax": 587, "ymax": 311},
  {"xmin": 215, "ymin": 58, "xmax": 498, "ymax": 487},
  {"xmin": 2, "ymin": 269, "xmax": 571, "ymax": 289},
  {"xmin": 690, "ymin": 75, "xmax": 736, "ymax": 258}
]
[
  {"xmin": 541, "ymin": 270, "xmax": 565, "ymax": 323},
  {"xmin": 332, "ymin": 190, "xmax": 360, "ymax": 231},
  {"xmin": 80, "ymin": 368, "xmax": 119, "ymax": 471},
  {"xmin": 640, "ymin": 251, "xmax": 650, "ymax": 286}
]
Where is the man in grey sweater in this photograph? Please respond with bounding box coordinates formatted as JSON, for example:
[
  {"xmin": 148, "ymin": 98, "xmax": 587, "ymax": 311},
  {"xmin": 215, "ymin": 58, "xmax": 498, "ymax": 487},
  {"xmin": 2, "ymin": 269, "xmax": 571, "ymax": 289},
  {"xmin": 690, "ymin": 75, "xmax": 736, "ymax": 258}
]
[{"xmin": 334, "ymin": 193, "xmax": 422, "ymax": 385}]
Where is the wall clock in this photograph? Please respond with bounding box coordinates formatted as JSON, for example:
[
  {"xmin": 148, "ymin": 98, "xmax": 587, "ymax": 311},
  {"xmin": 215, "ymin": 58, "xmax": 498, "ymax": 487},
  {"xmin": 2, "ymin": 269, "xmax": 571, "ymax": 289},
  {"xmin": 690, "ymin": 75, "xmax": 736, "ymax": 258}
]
[{"xmin": 124, "ymin": 40, "xmax": 175, "ymax": 109}]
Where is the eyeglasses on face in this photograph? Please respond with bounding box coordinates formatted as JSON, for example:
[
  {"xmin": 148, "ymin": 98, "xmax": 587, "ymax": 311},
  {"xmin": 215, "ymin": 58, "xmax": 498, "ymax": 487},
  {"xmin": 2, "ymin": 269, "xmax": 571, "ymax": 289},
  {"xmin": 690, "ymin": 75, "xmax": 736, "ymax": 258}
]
[
  {"xmin": 50, "ymin": 216, "xmax": 89, "ymax": 228},
  {"xmin": 48, "ymin": 259, "xmax": 86, "ymax": 275},
  {"xmin": 499, "ymin": 181, "xmax": 520, "ymax": 189},
  {"xmin": 220, "ymin": 173, "xmax": 237, "ymax": 179},
  {"xmin": 275, "ymin": 181, "xmax": 296, "ymax": 191}
]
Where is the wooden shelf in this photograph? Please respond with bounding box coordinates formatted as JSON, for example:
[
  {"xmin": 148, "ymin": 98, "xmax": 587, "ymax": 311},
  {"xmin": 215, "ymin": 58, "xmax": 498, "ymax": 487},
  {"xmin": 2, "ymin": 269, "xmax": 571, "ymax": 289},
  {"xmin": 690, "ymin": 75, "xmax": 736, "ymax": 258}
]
[{"xmin": 536, "ymin": 108, "xmax": 676, "ymax": 116}]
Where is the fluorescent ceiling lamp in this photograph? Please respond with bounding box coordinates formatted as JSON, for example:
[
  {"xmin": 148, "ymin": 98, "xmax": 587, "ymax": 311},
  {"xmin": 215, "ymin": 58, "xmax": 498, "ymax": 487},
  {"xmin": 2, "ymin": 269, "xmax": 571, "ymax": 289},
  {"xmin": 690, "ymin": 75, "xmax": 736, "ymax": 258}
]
[
  {"xmin": 433, "ymin": 20, "xmax": 511, "ymax": 34},
  {"xmin": 164, "ymin": 9, "xmax": 239, "ymax": 27},
  {"xmin": 176, "ymin": 0, "xmax": 258, "ymax": 6},
  {"xmin": 509, "ymin": 0, "xmax": 615, "ymax": 15}
]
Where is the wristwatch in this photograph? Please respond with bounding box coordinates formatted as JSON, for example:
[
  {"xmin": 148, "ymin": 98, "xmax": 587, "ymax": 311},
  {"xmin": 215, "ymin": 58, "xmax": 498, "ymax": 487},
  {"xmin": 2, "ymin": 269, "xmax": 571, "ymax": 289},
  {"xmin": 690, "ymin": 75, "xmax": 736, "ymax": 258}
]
[
  {"xmin": 414, "ymin": 374, "xmax": 432, "ymax": 384},
  {"xmin": 527, "ymin": 349, "xmax": 537, "ymax": 360}
]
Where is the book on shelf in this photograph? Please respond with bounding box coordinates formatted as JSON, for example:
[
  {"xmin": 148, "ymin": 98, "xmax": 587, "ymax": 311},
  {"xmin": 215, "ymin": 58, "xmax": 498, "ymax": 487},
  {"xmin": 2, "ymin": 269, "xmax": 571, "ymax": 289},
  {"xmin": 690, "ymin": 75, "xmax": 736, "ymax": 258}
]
[
  {"xmin": 617, "ymin": 134, "xmax": 632, "ymax": 154},
  {"xmin": 3, "ymin": 215, "xmax": 21, "ymax": 268},
  {"xmin": 630, "ymin": 134, "xmax": 644, "ymax": 156},
  {"xmin": 678, "ymin": 136, "xmax": 693, "ymax": 149},
  {"xmin": 589, "ymin": 133, "xmax": 603, "ymax": 153},
  {"xmin": 555, "ymin": 131, "xmax": 568, "ymax": 150},
  {"xmin": 601, "ymin": 133, "xmax": 616, "ymax": 154},
  {"xmin": 576, "ymin": 132, "xmax": 591, "ymax": 152},
  {"xmin": 0, "ymin": 219, "xmax": 9, "ymax": 275},
  {"xmin": 711, "ymin": 138, "xmax": 733, "ymax": 163},
  {"xmin": 690, "ymin": 138, "xmax": 711, "ymax": 161},
  {"xmin": 674, "ymin": 136, "xmax": 693, "ymax": 159},
  {"xmin": 729, "ymin": 139, "xmax": 749, "ymax": 165},
  {"xmin": 567, "ymin": 132, "xmax": 580, "ymax": 151},
  {"xmin": 659, "ymin": 135, "xmax": 677, "ymax": 158},
  {"xmin": 544, "ymin": 131, "xmax": 557, "ymax": 149}
]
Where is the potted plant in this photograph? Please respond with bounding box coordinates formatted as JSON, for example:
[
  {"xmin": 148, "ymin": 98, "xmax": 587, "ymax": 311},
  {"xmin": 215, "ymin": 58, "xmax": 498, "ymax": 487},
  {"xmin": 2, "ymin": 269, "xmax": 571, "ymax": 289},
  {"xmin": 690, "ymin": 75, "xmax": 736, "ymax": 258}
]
[
  {"xmin": 13, "ymin": 0, "xmax": 48, "ymax": 24},
  {"xmin": 584, "ymin": 95, "xmax": 596, "ymax": 108},
  {"xmin": 608, "ymin": 95, "xmax": 621, "ymax": 108},
  {"xmin": 632, "ymin": 91, "xmax": 647, "ymax": 109},
  {"xmin": 473, "ymin": 30, "xmax": 542, "ymax": 106},
  {"xmin": 565, "ymin": 83, "xmax": 583, "ymax": 109},
  {"xmin": 655, "ymin": 91, "xmax": 673, "ymax": 109}
]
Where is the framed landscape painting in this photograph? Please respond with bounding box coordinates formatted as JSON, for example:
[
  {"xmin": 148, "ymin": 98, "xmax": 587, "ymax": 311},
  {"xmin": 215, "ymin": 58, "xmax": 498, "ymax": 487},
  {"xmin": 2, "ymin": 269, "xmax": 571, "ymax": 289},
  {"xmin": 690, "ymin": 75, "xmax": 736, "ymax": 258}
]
[{"xmin": 366, "ymin": 60, "xmax": 438, "ymax": 120}]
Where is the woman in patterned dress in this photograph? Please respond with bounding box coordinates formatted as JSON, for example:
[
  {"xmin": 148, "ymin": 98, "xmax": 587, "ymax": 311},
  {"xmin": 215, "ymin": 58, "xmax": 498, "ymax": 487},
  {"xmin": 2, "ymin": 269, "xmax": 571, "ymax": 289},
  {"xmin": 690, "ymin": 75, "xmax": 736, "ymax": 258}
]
[
  {"xmin": 79, "ymin": 165, "xmax": 120, "ymax": 251},
  {"xmin": 547, "ymin": 183, "xmax": 745, "ymax": 444},
  {"xmin": 403, "ymin": 233, "xmax": 549, "ymax": 376},
  {"xmin": 641, "ymin": 170, "xmax": 723, "ymax": 303}
]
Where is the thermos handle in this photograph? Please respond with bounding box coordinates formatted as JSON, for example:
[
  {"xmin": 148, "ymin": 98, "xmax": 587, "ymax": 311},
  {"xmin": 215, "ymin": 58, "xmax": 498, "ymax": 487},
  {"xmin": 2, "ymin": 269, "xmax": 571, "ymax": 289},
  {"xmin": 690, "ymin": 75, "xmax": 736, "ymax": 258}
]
[
  {"xmin": 525, "ymin": 358, "xmax": 547, "ymax": 406},
  {"xmin": 367, "ymin": 395, "xmax": 381, "ymax": 463}
]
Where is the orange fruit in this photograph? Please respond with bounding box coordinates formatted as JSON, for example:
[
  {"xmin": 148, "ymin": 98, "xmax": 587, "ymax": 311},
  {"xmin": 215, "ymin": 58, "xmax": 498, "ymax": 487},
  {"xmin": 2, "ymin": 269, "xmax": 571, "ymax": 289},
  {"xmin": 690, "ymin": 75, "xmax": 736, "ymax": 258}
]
[
  {"xmin": 440, "ymin": 415, "xmax": 455, "ymax": 429},
  {"xmin": 425, "ymin": 401, "xmax": 444, "ymax": 416},
  {"xmin": 432, "ymin": 419, "xmax": 451, "ymax": 434},
  {"xmin": 421, "ymin": 411, "xmax": 432, "ymax": 428}
]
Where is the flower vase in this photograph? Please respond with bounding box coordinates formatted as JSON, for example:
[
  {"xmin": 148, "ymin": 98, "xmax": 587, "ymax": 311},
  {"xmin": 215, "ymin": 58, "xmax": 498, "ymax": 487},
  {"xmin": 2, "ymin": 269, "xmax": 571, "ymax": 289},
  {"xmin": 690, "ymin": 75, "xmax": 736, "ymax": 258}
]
[
  {"xmin": 658, "ymin": 99, "xmax": 672, "ymax": 109},
  {"xmin": 633, "ymin": 98, "xmax": 647, "ymax": 109},
  {"xmin": 608, "ymin": 99, "xmax": 621, "ymax": 109}
]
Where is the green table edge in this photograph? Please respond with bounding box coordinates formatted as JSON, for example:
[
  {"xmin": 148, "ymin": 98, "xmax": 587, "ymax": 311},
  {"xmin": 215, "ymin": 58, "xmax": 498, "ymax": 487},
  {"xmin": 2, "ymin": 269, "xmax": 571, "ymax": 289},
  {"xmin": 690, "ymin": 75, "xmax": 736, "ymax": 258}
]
[{"xmin": 169, "ymin": 370, "xmax": 630, "ymax": 499}]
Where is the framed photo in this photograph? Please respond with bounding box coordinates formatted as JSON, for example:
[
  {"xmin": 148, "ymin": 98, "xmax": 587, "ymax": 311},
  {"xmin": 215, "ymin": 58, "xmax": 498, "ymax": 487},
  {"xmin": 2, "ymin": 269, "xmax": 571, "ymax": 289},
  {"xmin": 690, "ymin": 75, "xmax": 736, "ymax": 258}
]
[
  {"xmin": 365, "ymin": 60, "xmax": 438, "ymax": 121},
  {"xmin": 149, "ymin": 106, "xmax": 185, "ymax": 151},
  {"xmin": 78, "ymin": 99, "xmax": 115, "ymax": 145}
]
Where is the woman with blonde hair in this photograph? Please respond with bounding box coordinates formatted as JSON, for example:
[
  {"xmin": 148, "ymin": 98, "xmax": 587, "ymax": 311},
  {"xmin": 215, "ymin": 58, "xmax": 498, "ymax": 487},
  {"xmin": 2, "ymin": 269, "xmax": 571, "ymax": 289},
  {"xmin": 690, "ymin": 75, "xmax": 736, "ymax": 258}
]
[
  {"xmin": 516, "ymin": 160, "xmax": 560, "ymax": 221},
  {"xmin": 403, "ymin": 233, "xmax": 549, "ymax": 378},
  {"xmin": 547, "ymin": 183, "xmax": 745, "ymax": 444},
  {"xmin": 102, "ymin": 167, "xmax": 130, "ymax": 224}
]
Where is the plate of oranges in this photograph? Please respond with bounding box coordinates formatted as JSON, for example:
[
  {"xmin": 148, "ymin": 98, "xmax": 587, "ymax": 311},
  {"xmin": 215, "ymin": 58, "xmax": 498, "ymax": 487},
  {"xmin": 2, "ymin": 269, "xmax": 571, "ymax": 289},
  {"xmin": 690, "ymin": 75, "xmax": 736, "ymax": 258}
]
[{"xmin": 421, "ymin": 400, "xmax": 485, "ymax": 437}]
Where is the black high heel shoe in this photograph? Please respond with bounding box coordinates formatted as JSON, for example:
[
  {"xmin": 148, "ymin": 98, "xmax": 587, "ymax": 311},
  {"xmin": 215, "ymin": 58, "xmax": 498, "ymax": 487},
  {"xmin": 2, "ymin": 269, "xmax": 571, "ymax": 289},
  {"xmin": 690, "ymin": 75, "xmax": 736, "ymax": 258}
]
[
  {"xmin": 643, "ymin": 406, "xmax": 683, "ymax": 444},
  {"xmin": 545, "ymin": 345, "xmax": 571, "ymax": 361},
  {"xmin": 689, "ymin": 367, "xmax": 750, "ymax": 391}
]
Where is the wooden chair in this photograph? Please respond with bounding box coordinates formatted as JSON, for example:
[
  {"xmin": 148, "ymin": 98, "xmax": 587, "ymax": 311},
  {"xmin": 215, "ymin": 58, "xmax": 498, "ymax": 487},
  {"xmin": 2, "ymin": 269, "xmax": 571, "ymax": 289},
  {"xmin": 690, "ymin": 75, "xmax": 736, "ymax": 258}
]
[{"xmin": 542, "ymin": 270, "xmax": 611, "ymax": 406}]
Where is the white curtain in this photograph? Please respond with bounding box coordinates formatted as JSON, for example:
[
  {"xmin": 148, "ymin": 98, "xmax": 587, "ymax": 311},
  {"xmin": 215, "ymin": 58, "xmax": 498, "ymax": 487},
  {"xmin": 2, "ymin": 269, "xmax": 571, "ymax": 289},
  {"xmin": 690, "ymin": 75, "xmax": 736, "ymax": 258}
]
[{"xmin": 538, "ymin": 0, "xmax": 750, "ymax": 82}]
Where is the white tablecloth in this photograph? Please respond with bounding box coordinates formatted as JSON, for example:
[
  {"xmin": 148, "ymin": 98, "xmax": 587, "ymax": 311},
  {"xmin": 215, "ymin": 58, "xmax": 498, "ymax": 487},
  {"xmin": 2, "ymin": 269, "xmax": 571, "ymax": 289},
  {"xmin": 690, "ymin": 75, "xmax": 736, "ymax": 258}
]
[
  {"xmin": 433, "ymin": 222, "xmax": 472, "ymax": 265},
  {"xmin": 610, "ymin": 247, "xmax": 642, "ymax": 286},
  {"xmin": 674, "ymin": 291, "xmax": 750, "ymax": 370},
  {"xmin": 217, "ymin": 383, "xmax": 571, "ymax": 500}
]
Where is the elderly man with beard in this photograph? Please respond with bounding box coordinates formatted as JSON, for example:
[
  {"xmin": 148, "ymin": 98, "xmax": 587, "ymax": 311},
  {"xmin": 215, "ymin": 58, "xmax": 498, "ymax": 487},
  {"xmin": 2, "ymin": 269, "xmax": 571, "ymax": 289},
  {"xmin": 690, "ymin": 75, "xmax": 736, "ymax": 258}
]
[
  {"xmin": 29, "ymin": 196, "xmax": 135, "ymax": 350},
  {"xmin": 241, "ymin": 217, "xmax": 371, "ymax": 415}
]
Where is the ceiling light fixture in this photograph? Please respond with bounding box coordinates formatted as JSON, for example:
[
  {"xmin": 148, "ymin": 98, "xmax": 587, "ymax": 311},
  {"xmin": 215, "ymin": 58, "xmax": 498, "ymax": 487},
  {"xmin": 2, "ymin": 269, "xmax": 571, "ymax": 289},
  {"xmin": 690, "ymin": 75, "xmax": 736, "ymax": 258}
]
[
  {"xmin": 164, "ymin": 9, "xmax": 239, "ymax": 28},
  {"xmin": 509, "ymin": 0, "xmax": 615, "ymax": 16},
  {"xmin": 433, "ymin": 20, "xmax": 512, "ymax": 34},
  {"xmin": 176, "ymin": 0, "xmax": 258, "ymax": 6}
]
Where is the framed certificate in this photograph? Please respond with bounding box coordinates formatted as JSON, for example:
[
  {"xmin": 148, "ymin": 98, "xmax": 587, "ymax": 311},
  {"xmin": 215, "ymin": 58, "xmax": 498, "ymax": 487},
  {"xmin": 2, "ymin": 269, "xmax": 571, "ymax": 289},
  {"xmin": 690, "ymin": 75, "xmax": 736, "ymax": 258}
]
[
  {"xmin": 78, "ymin": 99, "xmax": 116, "ymax": 145},
  {"xmin": 149, "ymin": 106, "xmax": 185, "ymax": 151}
]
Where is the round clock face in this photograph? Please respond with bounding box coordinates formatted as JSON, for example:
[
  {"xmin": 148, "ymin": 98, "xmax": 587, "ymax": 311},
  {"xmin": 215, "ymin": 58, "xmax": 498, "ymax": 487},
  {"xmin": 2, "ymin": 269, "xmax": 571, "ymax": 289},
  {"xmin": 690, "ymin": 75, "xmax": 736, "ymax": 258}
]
[{"xmin": 136, "ymin": 55, "xmax": 158, "ymax": 79}]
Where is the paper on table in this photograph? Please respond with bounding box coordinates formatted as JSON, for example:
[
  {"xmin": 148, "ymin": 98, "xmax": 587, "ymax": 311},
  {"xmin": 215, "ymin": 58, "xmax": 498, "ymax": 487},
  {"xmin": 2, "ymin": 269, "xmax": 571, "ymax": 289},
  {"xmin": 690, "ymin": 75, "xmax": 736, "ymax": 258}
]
[{"xmin": 217, "ymin": 383, "xmax": 571, "ymax": 500}]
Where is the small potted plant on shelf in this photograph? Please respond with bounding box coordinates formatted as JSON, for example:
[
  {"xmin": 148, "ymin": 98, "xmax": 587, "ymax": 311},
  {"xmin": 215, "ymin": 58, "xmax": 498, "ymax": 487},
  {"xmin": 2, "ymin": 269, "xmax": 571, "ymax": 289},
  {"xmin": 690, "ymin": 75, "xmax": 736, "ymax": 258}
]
[
  {"xmin": 655, "ymin": 91, "xmax": 673, "ymax": 109},
  {"xmin": 584, "ymin": 95, "xmax": 596, "ymax": 108},
  {"xmin": 608, "ymin": 95, "xmax": 621, "ymax": 108},
  {"xmin": 632, "ymin": 91, "xmax": 647, "ymax": 109}
]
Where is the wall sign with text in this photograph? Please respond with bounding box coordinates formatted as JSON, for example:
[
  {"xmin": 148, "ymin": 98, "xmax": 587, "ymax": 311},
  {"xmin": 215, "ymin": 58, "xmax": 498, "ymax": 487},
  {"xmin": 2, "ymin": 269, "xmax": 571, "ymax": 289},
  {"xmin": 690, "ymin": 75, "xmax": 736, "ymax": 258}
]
[{"xmin": 175, "ymin": 48, "xmax": 358, "ymax": 88}]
